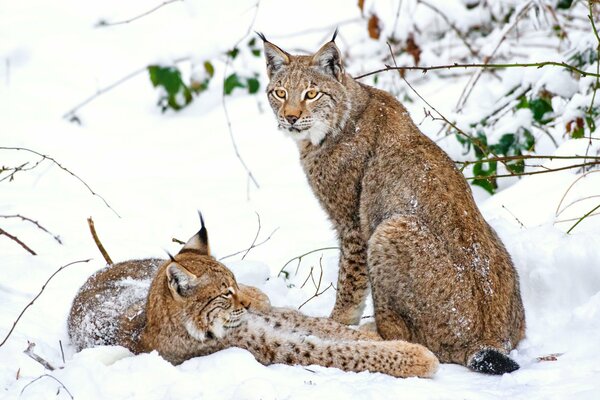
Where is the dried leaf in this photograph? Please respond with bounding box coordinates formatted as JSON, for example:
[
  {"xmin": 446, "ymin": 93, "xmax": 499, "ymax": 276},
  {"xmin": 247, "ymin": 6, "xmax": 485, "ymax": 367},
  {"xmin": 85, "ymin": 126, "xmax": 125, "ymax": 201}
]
[
  {"xmin": 536, "ymin": 353, "xmax": 564, "ymax": 362},
  {"xmin": 368, "ymin": 14, "xmax": 381, "ymax": 40},
  {"xmin": 358, "ymin": 0, "xmax": 365, "ymax": 14},
  {"xmin": 405, "ymin": 34, "xmax": 421, "ymax": 65}
]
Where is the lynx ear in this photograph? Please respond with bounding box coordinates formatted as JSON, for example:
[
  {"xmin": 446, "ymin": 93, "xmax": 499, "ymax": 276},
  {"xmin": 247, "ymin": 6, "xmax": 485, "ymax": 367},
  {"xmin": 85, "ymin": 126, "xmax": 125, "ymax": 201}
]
[
  {"xmin": 166, "ymin": 263, "xmax": 198, "ymax": 298},
  {"xmin": 311, "ymin": 40, "xmax": 344, "ymax": 81},
  {"xmin": 179, "ymin": 212, "xmax": 210, "ymax": 256},
  {"xmin": 257, "ymin": 32, "xmax": 290, "ymax": 78}
]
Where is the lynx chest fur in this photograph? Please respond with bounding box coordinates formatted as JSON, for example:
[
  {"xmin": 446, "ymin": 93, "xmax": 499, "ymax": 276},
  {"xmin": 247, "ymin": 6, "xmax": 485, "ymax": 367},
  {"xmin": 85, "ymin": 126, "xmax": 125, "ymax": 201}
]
[{"xmin": 261, "ymin": 32, "xmax": 525, "ymax": 375}]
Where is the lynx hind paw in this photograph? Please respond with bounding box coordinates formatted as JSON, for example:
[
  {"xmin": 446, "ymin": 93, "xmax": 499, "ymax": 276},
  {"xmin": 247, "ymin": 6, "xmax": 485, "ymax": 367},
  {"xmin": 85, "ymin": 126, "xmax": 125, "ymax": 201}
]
[{"xmin": 238, "ymin": 284, "xmax": 271, "ymax": 312}]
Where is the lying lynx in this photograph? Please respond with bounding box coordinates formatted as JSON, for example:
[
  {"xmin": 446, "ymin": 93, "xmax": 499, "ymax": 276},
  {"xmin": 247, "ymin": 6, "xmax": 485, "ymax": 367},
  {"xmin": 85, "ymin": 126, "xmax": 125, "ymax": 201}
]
[
  {"xmin": 260, "ymin": 32, "xmax": 526, "ymax": 374},
  {"xmin": 69, "ymin": 217, "xmax": 438, "ymax": 378}
]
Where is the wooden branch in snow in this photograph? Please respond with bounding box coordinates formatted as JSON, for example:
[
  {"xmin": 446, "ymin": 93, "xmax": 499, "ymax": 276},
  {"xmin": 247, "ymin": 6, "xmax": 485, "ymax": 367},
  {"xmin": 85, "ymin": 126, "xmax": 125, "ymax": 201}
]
[
  {"xmin": 0, "ymin": 214, "xmax": 62, "ymax": 244},
  {"xmin": 87, "ymin": 217, "xmax": 113, "ymax": 265},
  {"xmin": 96, "ymin": 0, "xmax": 183, "ymax": 27},
  {"xmin": 0, "ymin": 147, "xmax": 121, "ymax": 218},
  {"xmin": 0, "ymin": 259, "xmax": 91, "ymax": 348},
  {"xmin": 24, "ymin": 342, "xmax": 56, "ymax": 371},
  {"xmin": 0, "ymin": 227, "xmax": 37, "ymax": 255}
]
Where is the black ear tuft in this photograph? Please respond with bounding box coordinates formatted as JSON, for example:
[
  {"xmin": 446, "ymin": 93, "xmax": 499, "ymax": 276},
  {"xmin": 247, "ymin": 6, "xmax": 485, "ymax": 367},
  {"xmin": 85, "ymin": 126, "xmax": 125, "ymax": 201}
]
[
  {"xmin": 166, "ymin": 251, "xmax": 176, "ymax": 262},
  {"xmin": 331, "ymin": 27, "xmax": 339, "ymax": 42},
  {"xmin": 198, "ymin": 211, "xmax": 208, "ymax": 245},
  {"xmin": 256, "ymin": 31, "xmax": 268, "ymax": 43}
]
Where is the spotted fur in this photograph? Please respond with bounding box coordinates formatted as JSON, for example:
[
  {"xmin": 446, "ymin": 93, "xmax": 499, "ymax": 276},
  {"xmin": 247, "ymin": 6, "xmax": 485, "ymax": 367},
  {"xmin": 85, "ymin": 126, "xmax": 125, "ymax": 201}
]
[
  {"xmin": 261, "ymin": 34, "xmax": 526, "ymax": 374},
  {"xmin": 69, "ymin": 222, "xmax": 438, "ymax": 378}
]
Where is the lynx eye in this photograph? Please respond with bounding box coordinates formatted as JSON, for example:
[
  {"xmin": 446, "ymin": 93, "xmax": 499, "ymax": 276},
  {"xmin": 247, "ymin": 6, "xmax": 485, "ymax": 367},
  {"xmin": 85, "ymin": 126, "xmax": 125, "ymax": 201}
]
[
  {"xmin": 224, "ymin": 287, "xmax": 234, "ymax": 298},
  {"xmin": 305, "ymin": 89, "xmax": 319, "ymax": 100},
  {"xmin": 274, "ymin": 89, "xmax": 287, "ymax": 99}
]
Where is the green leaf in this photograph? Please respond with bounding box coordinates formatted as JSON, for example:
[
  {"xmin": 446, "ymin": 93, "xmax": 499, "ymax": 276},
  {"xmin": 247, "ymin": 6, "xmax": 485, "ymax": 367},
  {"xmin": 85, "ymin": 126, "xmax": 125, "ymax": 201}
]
[
  {"xmin": 473, "ymin": 131, "xmax": 488, "ymax": 159},
  {"xmin": 516, "ymin": 96, "xmax": 529, "ymax": 110},
  {"xmin": 506, "ymin": 160, "xmax": 525, "ymax": 174},
  {"xmin": 529, "ymin": 98, "xmax": 553, "ymax": 124},
  {"xmin": 522, "ymin": 128, "xmax": 535, "ymax": 151},
  {"xmin": 572, "ymin": 125, "xmax": 585, "ymax": 139},
  {"xmin": 227, "ymin": 47, "xmax": 240, "ymax": 59},
  {"xmin": 246, "ymin": 77, "xmax": 260, "ymax": 94},
  {"xmin": 586, "ymin": 115, "xmax": 596, "ymax": 133},
  {"xmin": 148, "ymin": 65, "xmax": 184, "ymax": 95},
  {"xmin": 490, "ymin": 134, "xmax": 516, "ymax": 155},
  {"xmin": 224, "ymin": 73, "xmax": 246, "ymax": 95},
  {"xmin": 204, "ymin": 61, "xmax": 215, "ymax": 78},
  {"xmin": 251, "ymin": 49, "xmax": 261, "ymax": 57},
  {"xmin": 472, "ymin": 179, "xmax": 496, "ymax": 194},
  {"xmin": 556, "ymin": 0, "xmax": 573, "ymax": 9},
  {"xmin": 248, "ymin": 37, "xmax": 257, "ymax": 47},
  {"xmin": 473, "ymin": 160, "xmax": 497, "ymax": 177}
]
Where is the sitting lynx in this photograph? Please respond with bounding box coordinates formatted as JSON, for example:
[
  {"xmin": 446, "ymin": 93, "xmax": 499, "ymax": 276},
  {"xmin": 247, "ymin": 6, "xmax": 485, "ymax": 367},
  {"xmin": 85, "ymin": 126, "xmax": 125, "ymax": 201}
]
[
  {"xmin": 259, "ymin": 32, "xmax": 526, "ymax": 374},
  {"xmin": 69, "ymin": 217, "xmax": 438, "ymax": 378}
]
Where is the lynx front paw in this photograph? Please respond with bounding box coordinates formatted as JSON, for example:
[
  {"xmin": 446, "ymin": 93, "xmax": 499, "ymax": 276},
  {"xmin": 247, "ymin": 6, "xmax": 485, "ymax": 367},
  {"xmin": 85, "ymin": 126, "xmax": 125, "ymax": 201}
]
[{"xmin": 238, "ymin": 284, "xmax": 271, "ymax": 313}]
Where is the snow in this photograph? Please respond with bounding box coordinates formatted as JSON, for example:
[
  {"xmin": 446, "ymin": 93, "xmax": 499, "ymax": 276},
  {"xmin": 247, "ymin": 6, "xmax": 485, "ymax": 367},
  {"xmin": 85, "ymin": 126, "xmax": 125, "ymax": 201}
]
[{"xmin": 2, "ymin": 0, "xmax": 600, "ymax": 399}]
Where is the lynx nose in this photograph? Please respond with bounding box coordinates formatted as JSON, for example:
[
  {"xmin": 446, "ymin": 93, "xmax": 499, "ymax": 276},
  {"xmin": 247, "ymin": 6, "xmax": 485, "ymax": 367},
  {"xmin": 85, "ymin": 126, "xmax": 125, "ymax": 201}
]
[{"xmin": 286, "ymin": 115, "xmax": 299, "ymax": 125}]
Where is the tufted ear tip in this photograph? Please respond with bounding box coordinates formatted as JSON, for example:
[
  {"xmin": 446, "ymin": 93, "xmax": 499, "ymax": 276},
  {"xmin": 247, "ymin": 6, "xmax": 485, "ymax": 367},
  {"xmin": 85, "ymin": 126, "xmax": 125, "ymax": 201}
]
[{"xmin": 331, "ymin": 27, "xmax": 338, "ymax": 42}]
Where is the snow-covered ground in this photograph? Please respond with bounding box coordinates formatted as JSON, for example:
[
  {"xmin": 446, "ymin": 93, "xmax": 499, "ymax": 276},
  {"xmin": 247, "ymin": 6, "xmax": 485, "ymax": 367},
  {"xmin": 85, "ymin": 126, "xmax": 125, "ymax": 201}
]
[{"xmin": 2, "ymin": 0, "xmax": 600, "ymax": 399}]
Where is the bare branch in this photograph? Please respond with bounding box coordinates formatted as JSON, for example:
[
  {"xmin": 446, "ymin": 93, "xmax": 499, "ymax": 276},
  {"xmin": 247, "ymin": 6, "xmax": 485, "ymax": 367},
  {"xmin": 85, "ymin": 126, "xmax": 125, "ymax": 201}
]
[
  {"xmin": 417, "ymin": 0, "xmax": 479, "ymax": 58},
  {"xmin": 242, "ymin": 212, "xmax": 262, "ymax": 260},
  {"xmin": 0, "ymin": 227, "xmax": 37, "ymax": 255},
  {"xmin": 87, "ymin": 217, "xmax": 113, "ymax": 265},
  {"xmin": 353, "ymin": 60, "xmax": 600, "ymax": 81},
  {"xmin": 0, "ymin": 214, "xmax": 62, "ymax": 245},
  {"xmin": 567, "ymin": 202, "xmax": 600, "ymax": 234},
  {"xmin": 277, "ymin": 247, "xmax": 339, "ymax": 279},
  {"xmin": 96, "ymin": 0, "xmax": 183, "ymax": 28},
  {"xmin": 24, "ymin": 342, "xmax": 56, "ymax": 371},
  {"xmin": 221, "ymin": 1, "xmax": 261, "ymax": 190},
  {"xmin": 298, "ymin": 256, "xmax": 334, "ymax": 310},
  {"xmin": 0, "ymin": 147, "xmax": 120, "ymax": 218},
  {"xmin": 0, "ymin": 259, "xmax": 91, "ymax": 348},
  {"xmin": 20, "ymin": 374, "xmax": 73, "ymax": 400},
  {"xmin": 466, "ymin": 161, "xmax": 600, "ymax": 180},
  {"xmin": 219, "ymin": 215, "xmax": 279, "ymax": 262},
  {"xmin": 62, "ymin": 56, "xmax": 189, "ymax": 120}
]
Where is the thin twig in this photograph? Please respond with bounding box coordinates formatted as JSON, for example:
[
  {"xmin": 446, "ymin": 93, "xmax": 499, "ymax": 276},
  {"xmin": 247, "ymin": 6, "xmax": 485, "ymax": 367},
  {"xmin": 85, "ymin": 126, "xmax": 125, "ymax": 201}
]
[
  {"xmin": 455, "ymin": 1, "xmax": 534, "ymax": 111},
  {"xmin": 219, "ymin": 227, "xmax": 279, "ymax": 261},
  {"xmin": 20, "ymin": 374, "xmax": 74, "ymax": 400},
  {"xmin": 0, "ymin": 227, "xmax": 37, "ymax": 255},
  {"xmin": 567, "ymin": 202, "xmax": 600, "ymax": 233},
  {"xmin": 87, "ymin": 217, "xmax": 113, "ymax": 265},
  {"xmin": 456, "ymin": 154, "xmax": 600, "ymax": 166},
  {"xmin": 0, "ymin": 147, "xmax": 120, "ymax": 217},
  {"xmin": 298, "ymin": 256, "xmax": 334, "ymax": 310},
  {"xmin": 221, "ymin": 1, "xmax": 261, "ymax": 190},
  {"xmin": 96, "ymin": 0, "xmax": 182, "ymax": 27},
  {"xmin": 0, "ymin": 214, "xmax": 62, "ymax": 244},
  {"xmin": 172, "ymin": 237, "xmax": 186, "ymax": 245},
  {"xmin": 0, "ymin": 259, "xmax": 91, "ymax": 348},
  {"xmin": 502, "ymin": 205, "xmax": 526, "ymax": 228},
  {"xmin": 466, "ymin": 161, "xmax": 600, "ymax": 180},
  {"xmin": 59, "ymin": 340, "xmax": 65, "ymax": 364},
  {"xmin": 277, "ymin": 247, "xmax": 339, "ymax": 278},
  {"xmin": 417, "ymin": 0, "xmax": 479, "ymax": 57},
  {"xmin": 353, "ymin": 60, "xmax": 600, "ymax": 80},
  {"xmin": 555, "ymin": 170, "xmax": 600, "ymax": 216},
  {"xmin": 24, "ymin": 342, "xmax": 56, "ymax": 371},
  {"xmin": 242, "ymin": 212, "xmax": 262, "ymax": 260},
  {"xmin": 62, "ymin": 56, "xmax": 189, "ymax": 120}
]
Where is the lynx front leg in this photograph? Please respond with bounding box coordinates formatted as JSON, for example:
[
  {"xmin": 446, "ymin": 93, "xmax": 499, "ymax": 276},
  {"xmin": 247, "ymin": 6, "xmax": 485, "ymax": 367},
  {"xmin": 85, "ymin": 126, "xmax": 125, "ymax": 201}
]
[{"xmin": 330, "ymin": 229, "xmax": 369, "ymax": 325}]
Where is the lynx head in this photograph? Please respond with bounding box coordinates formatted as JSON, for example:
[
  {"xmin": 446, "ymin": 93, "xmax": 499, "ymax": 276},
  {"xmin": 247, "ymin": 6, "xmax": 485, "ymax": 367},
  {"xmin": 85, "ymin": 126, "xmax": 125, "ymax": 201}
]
[
  {"xmin": 259, "ymin": 31, "xmax": 351, "ymax": 145},
  {"xmin": 163, "ymin": 214, "xmax": 248, "ymax": 342}
]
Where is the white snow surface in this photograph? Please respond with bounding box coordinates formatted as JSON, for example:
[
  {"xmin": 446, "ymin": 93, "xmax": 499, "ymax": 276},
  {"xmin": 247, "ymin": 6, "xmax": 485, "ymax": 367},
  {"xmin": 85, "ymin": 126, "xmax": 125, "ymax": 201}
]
[{"xmin": 2, "ymin": 1, "xmax": 600, "ymax": 399}]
